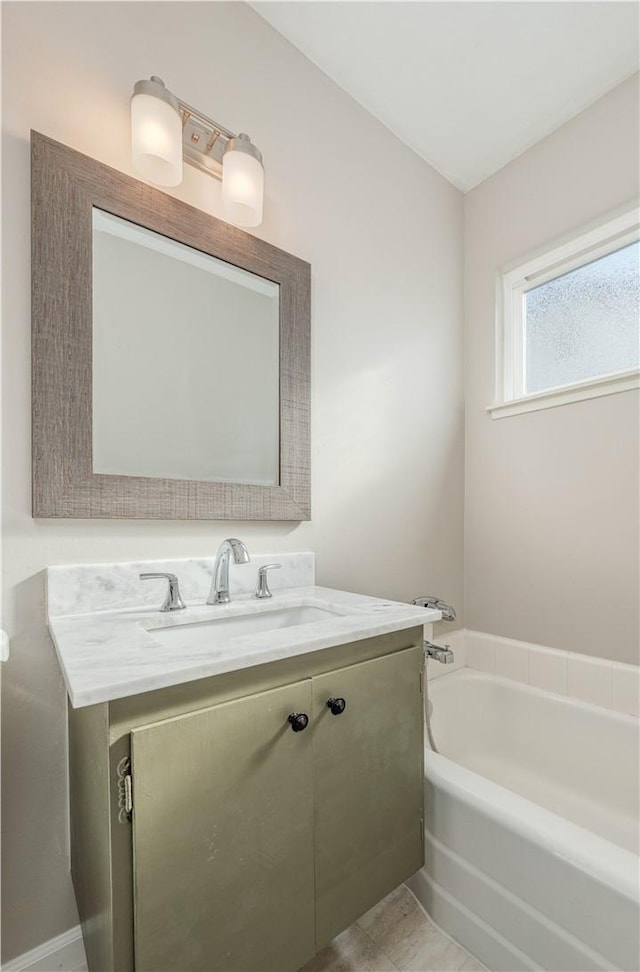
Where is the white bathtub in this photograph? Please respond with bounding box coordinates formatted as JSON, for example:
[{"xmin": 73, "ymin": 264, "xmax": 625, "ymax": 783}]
[{"xmin": 407, "ymin": 668, "xmax": 640, "ymax": 972}]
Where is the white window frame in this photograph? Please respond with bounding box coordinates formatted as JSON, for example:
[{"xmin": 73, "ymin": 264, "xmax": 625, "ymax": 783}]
[{"xmin": 489, "ymin": 201, "xmax": 640, "ymax": 419}]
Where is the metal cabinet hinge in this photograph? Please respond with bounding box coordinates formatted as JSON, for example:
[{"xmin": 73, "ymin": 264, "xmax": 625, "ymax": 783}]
[
  {"xmin": 117, "ymin": 756, "xmax": 133, "ymax": 823},
  {"xmin": 420, "ymin": 816, "xmax": 424, "ymax": 844},
  {"xmin": 419, "ymin": 670, "xmax": 424, "ymax": 695}
]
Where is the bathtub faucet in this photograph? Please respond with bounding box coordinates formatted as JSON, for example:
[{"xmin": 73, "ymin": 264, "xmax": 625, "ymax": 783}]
[
  {"xmin": 424, "ymin": 640, "xmax": 455, "ymax": 664},
  {"xmin": 412, "ymin": 596, "xmax": 457, "ymax": 622}
]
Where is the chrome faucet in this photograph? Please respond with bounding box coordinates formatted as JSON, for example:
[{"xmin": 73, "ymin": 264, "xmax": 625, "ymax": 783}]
[
  {"xmin": 253, "ymin": 563, "xmax": 281, "ymax": 599},
  {"xmin": 140, "ymin": 572, "xmax": 186, "ymax": 612},
  {"xmin": 412, "ymin": 596, "xmax": 457, "ymax": 622},
  {"xmin": 424, "ymin": 640, "xmax": 455, "ymax": 664},
  {"xmin": 207, "ymin": 539, "xmax": 251, "ymax": 605}
]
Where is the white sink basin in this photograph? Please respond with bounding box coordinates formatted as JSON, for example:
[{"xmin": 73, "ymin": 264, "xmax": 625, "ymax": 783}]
[{"xmin": 148, "ymin": 604, "xmax": 343, "ymax": 650}]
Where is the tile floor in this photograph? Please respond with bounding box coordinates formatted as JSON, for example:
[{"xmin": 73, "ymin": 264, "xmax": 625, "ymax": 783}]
[
  {"xmin": 298, "ymin": 885, "xmax": 487, "ymax": 972},
  {"xmin": 74, "ymin": 885, "xmax": 486, "ymax": 972}
]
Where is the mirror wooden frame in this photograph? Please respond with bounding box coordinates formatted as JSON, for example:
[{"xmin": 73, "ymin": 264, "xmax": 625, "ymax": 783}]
[{"xmin": 31, "ymin": 132, "xmax": 310, "ymax": 519}]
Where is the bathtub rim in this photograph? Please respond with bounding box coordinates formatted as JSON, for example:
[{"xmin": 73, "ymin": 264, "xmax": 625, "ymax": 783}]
[
  {"xmin": 424, "ymin": 673, "xmax": 639, "ymax": 906},
  {"xmin": 428, "ymin": 664, "xmax": 639, "ymax": 729}
]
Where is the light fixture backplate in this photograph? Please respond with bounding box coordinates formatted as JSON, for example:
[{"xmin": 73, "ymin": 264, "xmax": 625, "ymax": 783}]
[{"xmin": 178, "ymin": 100, "xmax": 235, "ymax": 182}]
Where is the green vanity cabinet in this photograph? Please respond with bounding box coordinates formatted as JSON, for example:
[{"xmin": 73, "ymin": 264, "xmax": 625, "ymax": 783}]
[
  {"xmin": 131, "ymin": 679, "xmax": 316, "ymax": 972},
  {"xmin": 68, "ymin": 627, "xmax": 424, "ymax": 972},
  {"xmin": 312, "ymin": 648, "xmax": 424, "ymax": 946}
]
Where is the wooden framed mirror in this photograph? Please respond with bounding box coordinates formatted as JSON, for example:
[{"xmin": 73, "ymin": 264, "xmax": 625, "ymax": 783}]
[{"xmin": 31, "ymin": 132, "xmax": 310, "ymax": 519}]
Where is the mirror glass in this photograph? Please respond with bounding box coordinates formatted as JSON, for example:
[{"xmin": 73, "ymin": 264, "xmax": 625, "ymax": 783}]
[{"xmin": 92, "ymin": 209, "xmax": 280, "ymax": 485}]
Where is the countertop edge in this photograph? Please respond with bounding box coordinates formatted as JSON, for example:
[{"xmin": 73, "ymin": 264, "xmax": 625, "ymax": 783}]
[{"xmin": 49, "ymin": 585, "xmax": 440, "ymax": 708}]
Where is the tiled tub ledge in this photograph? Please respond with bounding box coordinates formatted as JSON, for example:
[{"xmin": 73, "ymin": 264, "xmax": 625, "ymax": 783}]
[{"xmin": 427, "ymin": 629, "xmax": 639, "ymax": 717}]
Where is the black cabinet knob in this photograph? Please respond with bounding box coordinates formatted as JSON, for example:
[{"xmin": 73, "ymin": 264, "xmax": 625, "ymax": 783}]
[
  {"xmin": 288, "ymin": 712, "xmax": 309, "ymax": 732},
  {"xmin": 327, "ymin": 697, "xmax": 346, "ymax": 716}
]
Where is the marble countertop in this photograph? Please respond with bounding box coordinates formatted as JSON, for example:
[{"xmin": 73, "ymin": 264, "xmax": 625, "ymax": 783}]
[{"xmin": 49, "ymin": 586, "xmax": 438, "ymax": 708}]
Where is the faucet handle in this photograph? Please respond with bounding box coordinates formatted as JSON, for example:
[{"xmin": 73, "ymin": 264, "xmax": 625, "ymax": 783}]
[
  {"xmin": 140, "ymin": 573, "xmax": 186, "ymax": 612},
  {"xmin": 412, "ymin": 595, "xmax": 457, "ymax": 622},
  {"xmin": 253, "ymin": 563, "xmax": 281, "ymax": 600}
]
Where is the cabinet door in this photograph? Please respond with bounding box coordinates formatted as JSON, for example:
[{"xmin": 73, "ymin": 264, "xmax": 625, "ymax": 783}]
[
  {"xmin": 312, "ymin": 645, "xmax": 424, "ymax": 947},
  {"xmin": 130, "ymin": 680, "xmax": 315, "ymax": 972}
]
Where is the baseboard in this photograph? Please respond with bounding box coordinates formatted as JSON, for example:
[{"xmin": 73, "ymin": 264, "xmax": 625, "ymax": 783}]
[{"xmin": 2, "ymin": 926, "xmax": 86, "ymax": 972}]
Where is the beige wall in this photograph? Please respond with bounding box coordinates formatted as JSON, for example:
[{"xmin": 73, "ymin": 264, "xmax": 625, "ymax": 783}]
[
  {"xmin": 1, "ymin": 2, "xmax": 464, "ymax": 960},
  {"xmin": 464, "ymin": 74, "xmax": 640, "ymax": 665}
]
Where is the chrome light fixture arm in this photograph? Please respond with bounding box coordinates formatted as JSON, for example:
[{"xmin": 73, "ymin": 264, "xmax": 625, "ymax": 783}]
[{"xmin": 176, "ymin": 97, "xmax": 238, "ymax": 181}]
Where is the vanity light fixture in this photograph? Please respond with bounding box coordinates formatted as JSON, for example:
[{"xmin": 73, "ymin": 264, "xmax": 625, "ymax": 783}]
[{"xmin": 130, "ymin": 76, "xmax": 264, "ymax": 228}]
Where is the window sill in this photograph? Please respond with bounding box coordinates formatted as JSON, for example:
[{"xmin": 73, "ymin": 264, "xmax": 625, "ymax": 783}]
[{"xmin": 487, "ymin": 369, "xmax": 640, "ymax": 419}]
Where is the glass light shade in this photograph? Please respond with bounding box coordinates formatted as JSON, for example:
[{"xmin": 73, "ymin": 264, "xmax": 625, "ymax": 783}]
[
  {"xmin": 222, "ymin": 136, "xmax": 264, "ymax": 228},
  {"xmin": 131, "ymin": 84, "xmax": 182, "ymax": 187}
]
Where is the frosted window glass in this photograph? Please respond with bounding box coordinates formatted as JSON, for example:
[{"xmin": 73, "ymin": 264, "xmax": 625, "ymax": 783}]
[{"xmin": 524, "ymin": 241, "xmax": 640, "ymax": 394}]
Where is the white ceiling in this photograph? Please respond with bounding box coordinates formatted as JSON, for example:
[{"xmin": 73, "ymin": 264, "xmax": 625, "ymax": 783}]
[{"xmin": 253, "ymin": 2, "xmax": 640, "ymax": 191}]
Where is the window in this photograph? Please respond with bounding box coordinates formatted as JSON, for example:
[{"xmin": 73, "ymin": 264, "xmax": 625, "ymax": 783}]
[{"xmin": 491, "ymin": 205, "xmax": 640, "ymax": 418}]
